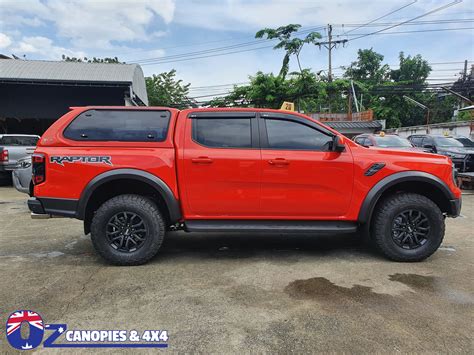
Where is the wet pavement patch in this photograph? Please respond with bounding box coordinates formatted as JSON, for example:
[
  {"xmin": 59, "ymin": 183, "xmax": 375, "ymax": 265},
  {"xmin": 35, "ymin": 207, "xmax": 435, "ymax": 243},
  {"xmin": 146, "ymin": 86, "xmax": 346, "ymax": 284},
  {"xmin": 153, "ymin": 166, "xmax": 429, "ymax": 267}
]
[
  {"xmin": 389, "ymin": 273, "xmax": 437, "ymax": 291},
  {"xmin": 284, "ymin": 277, "xmax": 388, "ymax": 303}
]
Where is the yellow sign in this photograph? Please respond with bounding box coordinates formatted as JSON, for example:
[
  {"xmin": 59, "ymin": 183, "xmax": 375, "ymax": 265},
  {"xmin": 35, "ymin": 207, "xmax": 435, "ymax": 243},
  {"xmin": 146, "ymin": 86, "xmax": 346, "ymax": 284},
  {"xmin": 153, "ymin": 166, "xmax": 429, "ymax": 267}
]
[{"xmin": 280, "ymin": 101, "xmax": 295, "ymax": 111}]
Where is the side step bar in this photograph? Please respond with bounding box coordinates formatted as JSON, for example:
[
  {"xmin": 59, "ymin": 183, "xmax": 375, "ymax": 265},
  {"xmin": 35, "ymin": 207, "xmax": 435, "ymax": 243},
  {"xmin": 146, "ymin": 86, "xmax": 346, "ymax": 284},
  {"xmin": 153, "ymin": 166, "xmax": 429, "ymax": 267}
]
[{"xmin": 184, "ymin": 220, "xmax": 358, "ymax": 233}]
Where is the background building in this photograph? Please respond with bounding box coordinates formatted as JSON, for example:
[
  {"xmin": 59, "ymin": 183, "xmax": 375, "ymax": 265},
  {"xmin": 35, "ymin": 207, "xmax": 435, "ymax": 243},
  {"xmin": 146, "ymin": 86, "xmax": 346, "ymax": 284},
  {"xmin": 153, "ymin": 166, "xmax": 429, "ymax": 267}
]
[{"xmin": 0, "ymin": 59, "xmax": 148, "ymax": 135}]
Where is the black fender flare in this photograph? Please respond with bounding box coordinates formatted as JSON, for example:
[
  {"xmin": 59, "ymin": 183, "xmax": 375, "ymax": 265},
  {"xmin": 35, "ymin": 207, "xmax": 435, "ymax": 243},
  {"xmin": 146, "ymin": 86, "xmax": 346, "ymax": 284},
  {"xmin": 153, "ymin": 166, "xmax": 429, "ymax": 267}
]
[
  {"xmin": 358, "ymin": 171, "xmax": 456, "ymax": 224},
  {"xmin": 77, "ymin": 169, "xmax": 182, "ymax": 223}
]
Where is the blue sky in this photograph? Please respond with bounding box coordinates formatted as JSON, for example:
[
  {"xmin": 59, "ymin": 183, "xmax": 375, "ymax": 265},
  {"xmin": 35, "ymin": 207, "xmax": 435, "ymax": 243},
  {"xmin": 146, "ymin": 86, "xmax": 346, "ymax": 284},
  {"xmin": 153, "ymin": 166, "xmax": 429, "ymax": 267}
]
[{"xmin": 1, "ymin": 0, "xmax": 473, "ymax": 99}]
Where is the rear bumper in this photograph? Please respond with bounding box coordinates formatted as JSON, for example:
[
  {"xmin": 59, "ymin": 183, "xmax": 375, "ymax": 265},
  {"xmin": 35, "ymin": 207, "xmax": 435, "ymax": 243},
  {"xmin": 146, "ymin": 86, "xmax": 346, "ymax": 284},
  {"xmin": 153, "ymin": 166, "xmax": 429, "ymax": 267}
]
[
  {"xmin": 12, "ymin": 170, "xmax": 30, "ymax": 194},
  {"xmin": 448, "ymin": 198, "xmax": 462, "ymax": 217},
  {"xmin": 28, "ymin": 198, "xmax": 45, "ymax": 214},
  {"xmin": 0, "ymin": 163, "xmax": 18, "ymax": 171},
  {"xmin": 27, "ymin": 197, "xmax": 78, "ymax": 218}
]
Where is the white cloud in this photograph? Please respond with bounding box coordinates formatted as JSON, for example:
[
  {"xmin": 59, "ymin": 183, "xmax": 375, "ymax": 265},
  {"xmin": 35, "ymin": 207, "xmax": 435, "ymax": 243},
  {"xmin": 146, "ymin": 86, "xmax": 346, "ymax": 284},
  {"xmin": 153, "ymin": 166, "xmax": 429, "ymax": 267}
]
[
  {"xmin": 174, "ymin": 0, "xmax": 473, "ymax": 32},
  {"xmin": 1, "ymin": 0, "xmax": 176, "ymax": 49},
  {"xmin": 11, "ymin": 36, "xmax": 86, "ymax": 60},
  {"xmin": 0, "ymin": 33, "xmax": 12, "ymax": 49}
]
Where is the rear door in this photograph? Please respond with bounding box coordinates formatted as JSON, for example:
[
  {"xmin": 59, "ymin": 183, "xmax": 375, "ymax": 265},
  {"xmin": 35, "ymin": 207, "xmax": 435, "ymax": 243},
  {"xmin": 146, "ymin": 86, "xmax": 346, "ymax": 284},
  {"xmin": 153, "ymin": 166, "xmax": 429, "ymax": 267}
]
[
  {"xmin": 181, "ymin": 112, "xmax": 261, "ymax": 217},
  {"xmin": 259, "ymin": 112, "xmax": 354, "ymax": 218}
]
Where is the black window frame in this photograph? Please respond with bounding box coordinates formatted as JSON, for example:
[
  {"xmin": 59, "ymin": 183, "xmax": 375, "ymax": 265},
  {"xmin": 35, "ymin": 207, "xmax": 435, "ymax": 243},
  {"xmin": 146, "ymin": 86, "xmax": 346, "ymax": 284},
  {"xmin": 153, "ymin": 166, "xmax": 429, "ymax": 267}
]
[
  {"xmin": 63, "ymin": 109, "xmax": 172, "ymax": 142},
  {"xmin": 189, "ymin": 111, "xmax": 259, "ymax": 149},
  {"xmin": 258, "ymin": 112, "xmax": 335, "ymax": 151}
]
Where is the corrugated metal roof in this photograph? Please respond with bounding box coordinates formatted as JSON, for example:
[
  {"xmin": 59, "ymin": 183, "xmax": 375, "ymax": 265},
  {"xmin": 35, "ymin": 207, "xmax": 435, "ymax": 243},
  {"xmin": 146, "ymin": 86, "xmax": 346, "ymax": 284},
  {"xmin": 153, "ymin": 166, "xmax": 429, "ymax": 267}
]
[
  {"xmin": 0, "ymin": 59, "xmax": 148, "ymax": 105},
  {"xmin": 325, "ymin": 121, "xmax": 382, "ymax": 129}
]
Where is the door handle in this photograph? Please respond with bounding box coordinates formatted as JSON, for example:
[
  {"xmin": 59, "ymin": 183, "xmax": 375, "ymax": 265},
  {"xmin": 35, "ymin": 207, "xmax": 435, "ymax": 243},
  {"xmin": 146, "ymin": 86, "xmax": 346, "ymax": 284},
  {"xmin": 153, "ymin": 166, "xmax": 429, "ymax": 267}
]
[
  {"xmin": 268, "ymin": 158, "xmax": 289, "ymax": 166},
  {"xmin": 191, "ymin": 156, "xmax": 213, "ymax": 164}
]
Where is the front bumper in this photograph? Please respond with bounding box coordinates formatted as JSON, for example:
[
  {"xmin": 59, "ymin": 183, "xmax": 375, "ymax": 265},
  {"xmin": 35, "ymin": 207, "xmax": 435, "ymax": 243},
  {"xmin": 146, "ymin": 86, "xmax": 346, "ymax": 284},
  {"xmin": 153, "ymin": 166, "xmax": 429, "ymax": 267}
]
[
  {"xmin": 452, "ymin": 157, "xmax": 474, "ymax": 173},
  {"xmin": 449, "ymin": 198, "xmax": 462, "ymax": 217}
]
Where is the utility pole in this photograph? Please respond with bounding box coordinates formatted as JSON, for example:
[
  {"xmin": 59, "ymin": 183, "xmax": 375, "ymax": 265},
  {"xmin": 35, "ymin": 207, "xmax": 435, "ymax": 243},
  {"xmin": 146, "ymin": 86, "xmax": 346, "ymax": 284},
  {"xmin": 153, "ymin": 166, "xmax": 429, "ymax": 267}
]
[
  {"xmin": 463, "ymin": 59, "xmax": 468, "ymax": 82},
  {"xmin": 315, "ymin": 24, "xmax": 348, "ymax": 82},
  {"xmin": 328, "ymin": 25, "xmax": 332, "ymax": 82}
]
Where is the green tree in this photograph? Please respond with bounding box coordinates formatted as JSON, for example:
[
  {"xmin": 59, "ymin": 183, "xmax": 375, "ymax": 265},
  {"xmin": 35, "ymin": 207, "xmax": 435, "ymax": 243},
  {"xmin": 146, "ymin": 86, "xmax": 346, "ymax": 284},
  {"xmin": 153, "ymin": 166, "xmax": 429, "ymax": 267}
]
[
  {"xmin": 146, "ymin": 69, "xmax": 191, "ymax": 108},
  {"xmin": 62, "ymin": 55, "xmax": 123, "ymax": 64},
  {"xmin": 344, "ymin": 48, "xmax": 389, "ymax": 84},
  {"xmin": 390, "ymin": 52, "xmax": 431, "ymax": 83},
  {"xmin": 255, "ymin": 24, "xmax": 321, "ymax": 78}
]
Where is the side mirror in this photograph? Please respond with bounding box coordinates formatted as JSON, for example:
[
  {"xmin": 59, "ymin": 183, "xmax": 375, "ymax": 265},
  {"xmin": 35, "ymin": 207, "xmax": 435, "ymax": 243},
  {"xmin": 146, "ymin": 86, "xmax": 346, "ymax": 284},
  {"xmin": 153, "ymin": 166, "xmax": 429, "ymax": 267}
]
[{"xmin": 332, "ymin": 136, "xmax": 345, "ymax": 152}]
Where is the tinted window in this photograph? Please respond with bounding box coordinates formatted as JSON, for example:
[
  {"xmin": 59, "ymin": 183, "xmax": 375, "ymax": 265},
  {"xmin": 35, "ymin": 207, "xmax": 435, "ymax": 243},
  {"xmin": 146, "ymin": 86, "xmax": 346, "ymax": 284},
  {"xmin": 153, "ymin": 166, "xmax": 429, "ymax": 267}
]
[
  {"xmin": 422, "ymin": 136, "xmax": 434, "ymax": 146},
  {"xmin": 373, "ymin": 136, "xmax": 412, "ymax": 147},
  {"xmin": 265, "ymin": 119, "xmax": 332, "ymax": 150},
  {"xmin": 354, "ymin": 137, "xmax": 366, "ymax": 145},
  {"xmin": 433, "ymin": 136, "xmax": 464, "ymax": 147},
  {"xmin": 64, "ymin": 110, "xmax": 170, "ymax": 141},
  {"xmin": 410, "ymin": 136, "xmax": 423, "ymax": 146},
  {"xmin": 0, "ymin": 136, "xmax": 39, "ymax": 146},
  {"xmin": 456, "ymin": 137, "xmax": 474, "ymax": 147},
  {"xmin": 193, "ymin": 118, "xmax": 252, "ymax": 148}
]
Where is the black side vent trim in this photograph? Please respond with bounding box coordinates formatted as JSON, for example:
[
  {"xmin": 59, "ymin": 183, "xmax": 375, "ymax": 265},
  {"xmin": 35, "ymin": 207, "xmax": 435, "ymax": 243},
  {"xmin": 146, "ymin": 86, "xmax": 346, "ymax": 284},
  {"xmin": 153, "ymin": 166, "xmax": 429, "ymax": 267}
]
[{"xmin": 365, "ymin": 163, "xmax": 386, "ymax": 176}]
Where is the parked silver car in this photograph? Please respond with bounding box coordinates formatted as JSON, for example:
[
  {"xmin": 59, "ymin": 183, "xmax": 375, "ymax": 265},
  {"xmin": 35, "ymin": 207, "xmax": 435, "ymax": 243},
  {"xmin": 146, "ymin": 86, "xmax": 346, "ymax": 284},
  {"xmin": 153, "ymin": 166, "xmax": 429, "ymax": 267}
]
[
  {"xmin": 0, "ymin": 134, "xmax": 39, "ymax": 170},
  {"xmin": 12, "ymin": 156, "xmax": 33, "ymax": 195}
]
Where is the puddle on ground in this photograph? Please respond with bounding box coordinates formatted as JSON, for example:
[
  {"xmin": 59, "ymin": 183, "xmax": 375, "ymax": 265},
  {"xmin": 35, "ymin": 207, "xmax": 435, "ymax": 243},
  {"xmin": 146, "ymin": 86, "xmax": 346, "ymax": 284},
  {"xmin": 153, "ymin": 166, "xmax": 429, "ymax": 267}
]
[
  {"xmin": 389, "ymin": 273, "xmax": 437, "ymax": 291},
  {"xmin": 284, "ymin": 277, "xmax": 386, "ymax": 302}
]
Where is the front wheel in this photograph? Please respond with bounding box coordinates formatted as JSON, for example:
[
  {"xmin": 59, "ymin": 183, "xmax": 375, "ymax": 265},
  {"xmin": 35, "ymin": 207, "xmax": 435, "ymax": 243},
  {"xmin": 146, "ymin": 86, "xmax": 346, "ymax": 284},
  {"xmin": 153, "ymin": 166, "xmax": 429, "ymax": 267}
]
[
  {"xmin": 91, "ymin": 194, "xmax": 165, "ymax": 265},
  {"xmin": 372, "ymin": 193, "xmax": 445, "ymax": 262}
]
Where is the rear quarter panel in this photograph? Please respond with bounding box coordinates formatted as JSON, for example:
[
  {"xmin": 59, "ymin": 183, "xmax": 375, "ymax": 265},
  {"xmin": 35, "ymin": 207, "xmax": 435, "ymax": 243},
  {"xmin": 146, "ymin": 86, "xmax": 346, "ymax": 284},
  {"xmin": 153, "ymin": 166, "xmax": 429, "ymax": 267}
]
[{"xmin": 34, "ymin": 107, "xmax": 180, "ymax": 201}]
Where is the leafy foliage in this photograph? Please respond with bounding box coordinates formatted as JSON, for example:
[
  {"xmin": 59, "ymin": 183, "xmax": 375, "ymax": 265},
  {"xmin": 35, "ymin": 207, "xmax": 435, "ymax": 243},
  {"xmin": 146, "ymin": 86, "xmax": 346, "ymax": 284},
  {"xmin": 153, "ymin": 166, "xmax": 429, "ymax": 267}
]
[
  {"xmin": 255, "ymin": 24, "xmax": 321, "ymax": 78},
  {"xmin": 206, "ymin": 47, "xmax": 471, "ymax": 129},
  {"xmin": 390, "ymin": 52, "xmax": 431, "ymax": 83},
  {"xmin": 145, "ymin": 69, "xmax": 192, "ymax": 108},
  {"xmin": 344, "ymin": 48, "xmax": 389, "ymax": 84}
]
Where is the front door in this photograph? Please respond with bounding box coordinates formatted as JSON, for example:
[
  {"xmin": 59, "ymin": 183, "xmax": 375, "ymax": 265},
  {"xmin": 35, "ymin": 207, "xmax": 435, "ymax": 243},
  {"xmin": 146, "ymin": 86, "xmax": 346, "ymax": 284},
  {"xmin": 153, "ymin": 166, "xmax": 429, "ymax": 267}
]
[
  {"xmin": 182, "ymin": 112, "xmax": 261, "ymax": 218},
  {"xmin": 259, "ymin": 113, "xmax": 354, "ymax": 219}
]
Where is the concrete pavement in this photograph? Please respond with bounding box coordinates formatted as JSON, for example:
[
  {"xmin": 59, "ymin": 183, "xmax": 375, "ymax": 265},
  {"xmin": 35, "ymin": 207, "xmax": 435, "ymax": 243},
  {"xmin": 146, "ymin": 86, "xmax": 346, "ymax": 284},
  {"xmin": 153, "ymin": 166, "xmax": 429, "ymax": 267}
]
[{"xmin": 0, "ymin": 187, "xmax": 472, "ymax": 353}]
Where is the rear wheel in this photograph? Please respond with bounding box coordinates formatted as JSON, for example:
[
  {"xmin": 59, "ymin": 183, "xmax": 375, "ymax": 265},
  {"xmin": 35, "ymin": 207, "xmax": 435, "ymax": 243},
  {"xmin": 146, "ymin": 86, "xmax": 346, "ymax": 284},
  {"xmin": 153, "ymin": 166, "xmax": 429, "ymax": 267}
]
[
  {"xmin": 91, "ymin": 194, "xmax": 165, "ymax": 265},
  {"xmin": 372, "ymin": 193, "xmax": 445, "ymax": 262}
]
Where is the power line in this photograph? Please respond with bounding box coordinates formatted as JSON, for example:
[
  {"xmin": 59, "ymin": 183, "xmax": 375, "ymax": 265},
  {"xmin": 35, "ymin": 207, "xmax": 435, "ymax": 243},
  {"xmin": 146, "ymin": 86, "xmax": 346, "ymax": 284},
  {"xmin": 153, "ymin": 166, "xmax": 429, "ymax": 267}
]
[
  {"xmin": 131, "ymin": 25, "xmax": 326, "ymax": 64},
  {"xmin": 344, "ymin": 0, "xmax": 418, "ymax": 35},
  {"xmin": 347, "ymin": 0, "xmax": 462, "ymax": 41}
]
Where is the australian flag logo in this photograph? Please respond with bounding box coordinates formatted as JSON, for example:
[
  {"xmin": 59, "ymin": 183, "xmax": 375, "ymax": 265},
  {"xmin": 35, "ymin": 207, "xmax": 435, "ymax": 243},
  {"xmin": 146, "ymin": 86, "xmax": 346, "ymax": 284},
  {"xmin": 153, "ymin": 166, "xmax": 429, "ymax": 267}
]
[{"xmin": 6, "ymin": 311, "xmax": 44, "ymax": 350}]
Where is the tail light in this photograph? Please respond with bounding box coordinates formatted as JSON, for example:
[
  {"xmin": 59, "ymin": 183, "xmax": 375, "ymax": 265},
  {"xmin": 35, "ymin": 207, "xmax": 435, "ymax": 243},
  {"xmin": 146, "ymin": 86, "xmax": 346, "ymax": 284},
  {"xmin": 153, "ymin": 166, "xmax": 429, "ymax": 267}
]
[
  {"xmin": 1, "ymin": 149, "xmax": 8, "ymax": 162},
  {"xmin": 32, "ymin": 153, "xmax": 46, "ymax": 185}
]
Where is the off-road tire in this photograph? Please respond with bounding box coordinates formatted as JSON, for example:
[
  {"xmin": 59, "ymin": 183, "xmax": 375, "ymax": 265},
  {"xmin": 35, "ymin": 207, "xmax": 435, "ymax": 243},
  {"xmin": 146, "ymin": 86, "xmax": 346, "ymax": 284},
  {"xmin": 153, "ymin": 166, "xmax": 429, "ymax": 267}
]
[
  {"xmin": 372, "ymin": 193, "xmax": 445, "ymax": 262},
  {"xmin": 91, "ymin": 194, "xmax": 165, "ymax": 265}
]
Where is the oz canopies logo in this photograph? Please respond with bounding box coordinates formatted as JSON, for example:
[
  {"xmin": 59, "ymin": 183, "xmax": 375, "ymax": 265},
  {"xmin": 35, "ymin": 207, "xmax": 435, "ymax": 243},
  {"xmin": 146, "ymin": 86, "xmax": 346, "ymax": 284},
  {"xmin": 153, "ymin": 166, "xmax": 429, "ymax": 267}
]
[{"xmin": 5, "ymin": 310, "xmax": 169, "ymax": 350}]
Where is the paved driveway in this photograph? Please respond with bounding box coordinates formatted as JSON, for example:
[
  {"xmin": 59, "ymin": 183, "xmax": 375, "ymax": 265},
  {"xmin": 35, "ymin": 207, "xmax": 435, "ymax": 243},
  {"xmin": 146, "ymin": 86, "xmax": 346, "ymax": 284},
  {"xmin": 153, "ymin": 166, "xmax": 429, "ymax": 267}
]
[{"xmin": 0, "ymin": 187, "xmax": 472, "ymax": 353}]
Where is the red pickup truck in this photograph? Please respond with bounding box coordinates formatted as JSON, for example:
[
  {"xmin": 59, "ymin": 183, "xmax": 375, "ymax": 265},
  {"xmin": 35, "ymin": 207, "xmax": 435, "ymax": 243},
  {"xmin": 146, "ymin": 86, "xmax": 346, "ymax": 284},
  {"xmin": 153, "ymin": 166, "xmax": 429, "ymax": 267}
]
[{"xmin": 28, "ymin": 106, "xmax": 461, "ymax": 265}]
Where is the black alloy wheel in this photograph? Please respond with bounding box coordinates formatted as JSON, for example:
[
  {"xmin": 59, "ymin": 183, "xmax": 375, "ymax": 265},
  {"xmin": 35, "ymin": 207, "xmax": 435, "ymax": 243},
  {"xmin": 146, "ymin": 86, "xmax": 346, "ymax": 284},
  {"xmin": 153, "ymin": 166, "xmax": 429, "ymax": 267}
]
[
  {"xmin": 106, "ymin": 211, "xmax": 148, "ymax": 252},
  {"xmin": 391, "ymin": 209, "xmax": 430, "ymax": 250}
]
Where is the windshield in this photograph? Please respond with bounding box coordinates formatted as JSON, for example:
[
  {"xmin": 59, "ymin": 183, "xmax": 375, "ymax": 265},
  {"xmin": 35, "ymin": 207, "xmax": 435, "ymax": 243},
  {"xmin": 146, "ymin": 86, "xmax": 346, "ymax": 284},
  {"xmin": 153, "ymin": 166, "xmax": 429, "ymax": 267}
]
[
  {"xmin": 433, "ymin": 137, "xmax": 464, "ymax": 147},
  {"xmin": 455, "ymin": 137, "xmax": 474, "ymax": 147},
  {"xmin": 373, "ymin": 135, "xmax": 412, "ymax": 148},
  {"xmin": 0, "ymin": 136, "xmax": 39, "ymax": 146}
]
